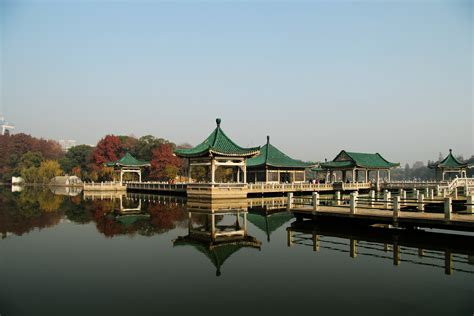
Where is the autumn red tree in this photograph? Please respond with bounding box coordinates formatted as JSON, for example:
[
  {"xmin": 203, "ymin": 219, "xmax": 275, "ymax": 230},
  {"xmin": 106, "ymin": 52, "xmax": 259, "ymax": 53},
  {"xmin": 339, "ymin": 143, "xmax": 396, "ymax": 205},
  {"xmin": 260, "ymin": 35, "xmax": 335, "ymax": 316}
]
[
  {"xmin": 149, "ymin": 143, "xmax": 182, "ymax": 181},
  {"xmin": 92, "ymin": 135, "xmax": 123, "ymax": 166}
]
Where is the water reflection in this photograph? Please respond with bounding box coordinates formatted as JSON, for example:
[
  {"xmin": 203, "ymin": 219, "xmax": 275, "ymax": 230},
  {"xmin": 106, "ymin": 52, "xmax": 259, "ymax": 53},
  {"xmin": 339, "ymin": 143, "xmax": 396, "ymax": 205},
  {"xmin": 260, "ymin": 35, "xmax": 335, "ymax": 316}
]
[
  {"xmin": 287, "ymin": 220, "xmax": 474, "ymax": 275},
  {"xmin": 174, "ymin": 200, "xmax": 261, "ymax": 276}
]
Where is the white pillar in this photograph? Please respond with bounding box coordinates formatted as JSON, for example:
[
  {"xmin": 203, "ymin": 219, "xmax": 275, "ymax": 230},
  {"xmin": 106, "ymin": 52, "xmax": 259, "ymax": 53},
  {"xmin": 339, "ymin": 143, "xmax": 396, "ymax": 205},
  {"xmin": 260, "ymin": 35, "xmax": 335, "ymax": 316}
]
[
  {"xmin": 211, "ymin": 159, "xmax": 216, "ymax": 184},
  {"xmin": 335, "ymin": 191, "xmax": 341, "ymax": 206},
  {"xmin": 312, "ymin": 192, "xmax": 319, "ymax": 211},
  {"xmin": 417, "ymin": 194, "xmax": 424, "ymax": 212},
  {"xmin": 287, "ymin": 193, "xmax": 293, "ymax": 211}
]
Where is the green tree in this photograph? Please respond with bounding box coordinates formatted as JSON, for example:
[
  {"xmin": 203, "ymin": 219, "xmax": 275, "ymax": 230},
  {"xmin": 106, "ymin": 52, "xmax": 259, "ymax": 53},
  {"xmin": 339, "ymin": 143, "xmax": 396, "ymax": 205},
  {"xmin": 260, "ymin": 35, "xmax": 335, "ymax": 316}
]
[{"xmin": 37, "ymin": 160, "xmax": 63, "ymax": 183}]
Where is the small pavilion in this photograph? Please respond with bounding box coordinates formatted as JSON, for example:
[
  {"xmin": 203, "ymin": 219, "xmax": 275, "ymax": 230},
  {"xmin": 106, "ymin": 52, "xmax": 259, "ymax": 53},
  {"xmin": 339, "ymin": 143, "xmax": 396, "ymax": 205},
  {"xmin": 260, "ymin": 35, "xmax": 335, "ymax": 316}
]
[
  {"xmin": 429, "ymin": 149, "xmax": 471, "ymax": 180},
  {"xmin": 175, "ymin": 118, "xmax": 260, "ymax": 184},
  {"xmin": 173, "ymin": 209, "xmax": 261, "ymax": 276},
  {"xmin": 320, "ymin": 150, "xmax": 399, "ymax": 184},
  {"xmin": 105, "ymin": 152, "xmax": 150, "ymax": 184},
  {"xmin": 246, "ymin": 136, "xmax": 312, "ymax": 183}
]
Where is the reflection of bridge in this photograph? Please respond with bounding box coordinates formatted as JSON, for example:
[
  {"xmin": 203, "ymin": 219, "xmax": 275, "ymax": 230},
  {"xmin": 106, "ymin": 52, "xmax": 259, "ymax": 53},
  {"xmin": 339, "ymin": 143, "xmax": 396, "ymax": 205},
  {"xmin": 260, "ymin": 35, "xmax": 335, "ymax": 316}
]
[{"xmin": 287, "ymin": 221, "xmax": 474, "ymax": 275}]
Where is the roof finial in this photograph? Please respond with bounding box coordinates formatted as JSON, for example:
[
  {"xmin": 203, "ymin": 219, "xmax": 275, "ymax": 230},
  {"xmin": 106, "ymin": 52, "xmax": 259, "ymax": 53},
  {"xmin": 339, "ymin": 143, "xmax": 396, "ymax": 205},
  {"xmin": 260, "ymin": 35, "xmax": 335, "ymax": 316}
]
[
  {"xmin": 216, "ymin": 118, "xmax": 221, "ymax": 127},
  {"xmin": 266, "ymin": 135, "xmax": 270, "ymax": 144},
  {"xmin": 449, "ymin": 148, "xmax": 452, "ymax": 154}
]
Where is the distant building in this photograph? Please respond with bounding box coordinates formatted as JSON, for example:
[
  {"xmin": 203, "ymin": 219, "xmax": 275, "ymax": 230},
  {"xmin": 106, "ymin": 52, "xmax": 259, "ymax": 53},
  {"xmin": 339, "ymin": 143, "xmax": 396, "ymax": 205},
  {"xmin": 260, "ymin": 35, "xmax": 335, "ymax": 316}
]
[
  {"xmin": 59, "ymin": 139, "xmax": 77, "ymax": 151},
  {"xmin": 0, "ymin": 115, "xmax": 15, "ymax": 135}
]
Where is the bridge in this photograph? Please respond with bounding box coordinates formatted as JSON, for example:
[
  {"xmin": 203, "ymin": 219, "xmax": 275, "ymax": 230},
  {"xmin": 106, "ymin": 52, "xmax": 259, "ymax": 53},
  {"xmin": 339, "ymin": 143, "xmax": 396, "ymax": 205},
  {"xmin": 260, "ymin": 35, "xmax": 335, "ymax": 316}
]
[{"xmin": 289, "ymin": 191, "xmax": 474, "ymax": 231}]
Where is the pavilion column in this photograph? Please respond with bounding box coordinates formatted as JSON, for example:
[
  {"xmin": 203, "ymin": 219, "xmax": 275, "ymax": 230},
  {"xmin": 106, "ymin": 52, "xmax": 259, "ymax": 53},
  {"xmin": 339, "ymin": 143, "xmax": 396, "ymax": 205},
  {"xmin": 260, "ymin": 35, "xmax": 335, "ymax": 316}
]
[
  {"xmin": 387, "ymin": 170, "xmax": 391, "ymax": 182},
  {"xmin": 442, "ymin": 171, "xmax": 445, "ymax": 181},
  {"xmin": 352, "ymin": 169, "xmax": 356, "ymax": 183},
  {"xmin": 138, "ymin": 171, "xmax": 142, "ymax": 183},
  {"xmin": 365, "ymin": 170, "xmax": 368, "ymax": 183},
  {"xmin": 237, "ymin": 167, "xmax": 240, "ymax": 183},
  {"xmin": 326, "ymin": 170, "xmax": 330, "ymax": 183},
  {"xmin": 211, "ymin": 158, "xmax": 216, "ymax": 184},
  {"xmin": 243, "ymin": 165, "xmax": 247, "ymax": 183},
  {"xmin": 120, "ymin": 170, "xmax": 123, "ymax": 184}
]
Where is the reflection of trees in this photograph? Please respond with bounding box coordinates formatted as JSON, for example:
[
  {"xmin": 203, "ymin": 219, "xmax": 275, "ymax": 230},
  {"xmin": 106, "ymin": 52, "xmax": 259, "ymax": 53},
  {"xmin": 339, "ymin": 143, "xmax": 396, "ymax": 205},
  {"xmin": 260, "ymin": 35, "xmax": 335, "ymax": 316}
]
[
  {"xmin": 0, "ymin": 188, "xmax": 63, "ymax": 237},
  {"xmin": 92, "ymin": 201, "xmax": 187, "ymax": 237}
]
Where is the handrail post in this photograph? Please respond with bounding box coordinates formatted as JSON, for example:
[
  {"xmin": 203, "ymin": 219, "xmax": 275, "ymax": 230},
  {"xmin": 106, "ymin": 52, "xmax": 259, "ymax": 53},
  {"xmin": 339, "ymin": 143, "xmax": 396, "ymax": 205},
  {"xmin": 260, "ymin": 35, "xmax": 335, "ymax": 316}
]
[
  {"xmin": 417, "ymin": 193, "xmax": 424, "ymax": 212},
  {"xmin": 350, "ymin": 192, "xmax": 357, "ymax": 215},
  {"xmin": 335, "ymin": 191, "xmax": 341, "ymax": 206},
  {"xmin": 287, "ymin": 192, "xmax": 293, "ymax": 211},
  {"xmin": 393, "ymin": 196, "xmax": 400, "ymax": 220},
  {"xmin": 444, "ymin": 197, "xmax": 452, "ymax": 221},
  {"xmin": 383, "ymin": 190, "xmax": 391, "ymax": 209},
  {"xmin": 312, "ymin": 192, "xmax": 319, "ymax": 211}
]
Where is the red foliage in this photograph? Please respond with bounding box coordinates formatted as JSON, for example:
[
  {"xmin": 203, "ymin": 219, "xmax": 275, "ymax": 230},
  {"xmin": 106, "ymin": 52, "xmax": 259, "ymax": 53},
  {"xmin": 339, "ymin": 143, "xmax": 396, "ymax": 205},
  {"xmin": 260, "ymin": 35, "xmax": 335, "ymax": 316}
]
[
  {"xmin": 149, "ymin": 144, "xmax": 182, "ymax": 180},
  {"xmin": 92, "ymin": 135, "xmax": 123, "ymax": 166}
]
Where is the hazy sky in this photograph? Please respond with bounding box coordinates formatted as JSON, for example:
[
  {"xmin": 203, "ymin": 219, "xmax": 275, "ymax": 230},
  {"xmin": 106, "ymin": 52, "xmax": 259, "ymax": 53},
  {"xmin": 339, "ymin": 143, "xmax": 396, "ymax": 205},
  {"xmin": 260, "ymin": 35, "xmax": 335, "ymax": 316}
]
[{"xmin": 1, "ymin": 0, "xmax": 472, "ymax": 164}]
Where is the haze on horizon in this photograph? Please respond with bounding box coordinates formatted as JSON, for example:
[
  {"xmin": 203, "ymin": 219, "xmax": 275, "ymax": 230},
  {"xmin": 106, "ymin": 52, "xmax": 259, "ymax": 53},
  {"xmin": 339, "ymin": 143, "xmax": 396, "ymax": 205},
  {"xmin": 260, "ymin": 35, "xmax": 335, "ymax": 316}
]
[{"xmin": 0, "ymin": 0, "xmax": 472, "ymax": 165}]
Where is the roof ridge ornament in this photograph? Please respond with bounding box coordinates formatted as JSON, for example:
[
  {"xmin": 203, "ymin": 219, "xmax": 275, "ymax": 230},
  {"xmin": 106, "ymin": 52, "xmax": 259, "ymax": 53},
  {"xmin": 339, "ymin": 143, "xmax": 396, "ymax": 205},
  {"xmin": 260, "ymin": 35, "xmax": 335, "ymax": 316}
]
[
  {"xmin": 216, "ymin": 118, "xmax": 221, "ymax": 127},
  {"xmin": 449, "ymin": 149, "xmax": 452, "ymax": 154},
  {"xmin": 266, "ymin": 135, "xmax": 270, "ymax": 144}
]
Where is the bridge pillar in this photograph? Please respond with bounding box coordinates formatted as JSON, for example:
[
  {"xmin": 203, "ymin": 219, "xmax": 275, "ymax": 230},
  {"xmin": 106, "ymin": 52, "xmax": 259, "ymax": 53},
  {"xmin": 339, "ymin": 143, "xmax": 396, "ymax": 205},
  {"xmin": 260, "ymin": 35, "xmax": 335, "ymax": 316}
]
[
  {"xmin": 467, "ymin": 195, "xmax": 473, "ymax": 214},
  {"xmin": 312, "ymin": 192, "xmax": 319, "ymax": 211},
  {"xmin": 393, "ymin": 196, "xmax": 400, "ymax": 220},
  {"xmin": 287, "ymin": 193, "xmax": 293, "ymax": 211},
  {"xmin": 350, "ymin": 192, "xmax": 357, "ymax": 214},
  {"xmin": 350, "ymin": 239, "xmax": 357, "ymax": 258},
  {"xmin": 335, "ymin": 191, "xmax": 341, "ymax": 206},
  {"xmin": 417, "ymin": 194, "xmax": 424, "ymax": 212},
  {"xmin": 444, "ymin": 197, "xmax": 452, "ymax": 221}
]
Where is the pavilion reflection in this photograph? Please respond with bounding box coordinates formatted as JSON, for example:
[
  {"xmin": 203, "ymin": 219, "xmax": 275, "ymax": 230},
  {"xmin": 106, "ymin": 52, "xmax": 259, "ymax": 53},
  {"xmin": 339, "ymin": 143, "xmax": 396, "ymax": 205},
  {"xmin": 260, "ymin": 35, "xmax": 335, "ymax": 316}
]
[
  {"xmin": 287, "ymin": 220, "xmax": 474, "ymax": 275},
  {"xmin": 173, "ymin": 199, "xmax": 262, "ymax": 276},
  {"xmin": 82, "ymin": 192, "xmax": 187, "ymax": 237}
]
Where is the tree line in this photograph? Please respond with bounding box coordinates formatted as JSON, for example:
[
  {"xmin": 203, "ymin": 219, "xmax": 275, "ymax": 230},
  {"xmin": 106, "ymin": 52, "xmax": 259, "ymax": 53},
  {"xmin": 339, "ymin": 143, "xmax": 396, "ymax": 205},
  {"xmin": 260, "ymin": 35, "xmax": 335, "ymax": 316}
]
[{"xmin": 0, "ymin": 133, "xmax": 187, "ymax": 183}]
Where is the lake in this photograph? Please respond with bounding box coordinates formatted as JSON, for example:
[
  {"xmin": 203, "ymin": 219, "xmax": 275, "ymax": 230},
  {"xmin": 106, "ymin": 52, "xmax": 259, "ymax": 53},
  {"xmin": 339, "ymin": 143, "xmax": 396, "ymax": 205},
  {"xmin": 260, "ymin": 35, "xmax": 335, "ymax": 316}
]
[{"xmin": 0, "ymin": 187, "xmax": 473, "ymax": 315}]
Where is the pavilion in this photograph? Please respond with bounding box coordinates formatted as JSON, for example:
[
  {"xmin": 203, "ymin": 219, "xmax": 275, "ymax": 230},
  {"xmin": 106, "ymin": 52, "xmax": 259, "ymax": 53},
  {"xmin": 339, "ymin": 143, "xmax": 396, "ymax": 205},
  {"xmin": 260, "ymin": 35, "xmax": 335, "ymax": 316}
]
[
  {"xmin": 105, "ymin": 152, "xmax": 150, "ymax": 184},
  {"xmin": 175, "ymin": 118, "xmax": 260, "ymax": 185},
  {"xmin": 173, "ymin": 209, "xmax": 261, "ymax": 276},
  {"xmin": 246, "ymin": 136, "xmax": 312, "ymax": 183},
  {"xmin": 429, "ymin": 149, "xmax": 471, "ymax": 180},
  {"xmin": 320, "ymin": 150, "xmax": 399, "ymax": 184}
]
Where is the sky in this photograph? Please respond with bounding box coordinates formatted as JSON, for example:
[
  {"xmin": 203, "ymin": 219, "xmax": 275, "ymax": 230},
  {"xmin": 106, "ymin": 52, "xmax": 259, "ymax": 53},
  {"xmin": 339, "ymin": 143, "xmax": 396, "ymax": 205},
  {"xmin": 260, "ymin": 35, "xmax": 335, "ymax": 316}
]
[{"xmin": 0, "ymin": 0, "xmax": 472, "ymax": 165}]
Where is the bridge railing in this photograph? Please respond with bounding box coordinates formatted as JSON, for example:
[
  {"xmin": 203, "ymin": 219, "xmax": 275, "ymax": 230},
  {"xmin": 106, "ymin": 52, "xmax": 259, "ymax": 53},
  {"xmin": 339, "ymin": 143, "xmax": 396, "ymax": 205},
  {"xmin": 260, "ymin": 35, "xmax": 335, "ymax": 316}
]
[{"xmin": 288, "ymin": 192, "xmax": 474, "ymax": 216}]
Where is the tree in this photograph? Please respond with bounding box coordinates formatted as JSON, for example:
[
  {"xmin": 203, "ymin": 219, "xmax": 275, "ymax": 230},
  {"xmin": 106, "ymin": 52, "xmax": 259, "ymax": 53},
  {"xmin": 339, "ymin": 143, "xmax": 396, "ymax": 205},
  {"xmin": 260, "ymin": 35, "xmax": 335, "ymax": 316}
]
[
  {"xmin": 92, "ymin": 135, "xmax": 123, "ymax": 166},
  {"xmin": 133, "ymin": 135, "xmax": 173, "ymax": 161},
  {"xmin": 37, "ymin": 160, "xmax": 63, "ymax": 183},
  {"xmin": 150, "ymin": 144, "xmax": 182, "ymax": 181}
]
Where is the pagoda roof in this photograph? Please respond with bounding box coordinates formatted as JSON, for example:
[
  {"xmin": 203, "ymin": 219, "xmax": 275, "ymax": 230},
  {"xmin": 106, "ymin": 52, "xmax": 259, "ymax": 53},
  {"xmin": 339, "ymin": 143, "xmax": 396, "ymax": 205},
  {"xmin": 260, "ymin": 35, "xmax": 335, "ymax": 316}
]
[
  {"xmin": 429, "ymin": 149, "xmax": 468, "ymax": 169},
  {"xmin": 173, "ymin": 235, "xmax": 261, "ymax": 276},
  {"xmin": 247, "ymin": 136, "xmax": 312, "ymax": 169},
  {"xmin": 105, "ymin": 152, "xmax": 150, "ymax": 167},
  {"xmin": 174, "ymin": 118, "xmax": 260, "ymax": 158},
  {"xmin": 321, "ymin": 150, "xmax": 399, "ymax": 169},
  {"xmin": 247, "ymin": 211, "xmax": 293, "ymax": 241}
]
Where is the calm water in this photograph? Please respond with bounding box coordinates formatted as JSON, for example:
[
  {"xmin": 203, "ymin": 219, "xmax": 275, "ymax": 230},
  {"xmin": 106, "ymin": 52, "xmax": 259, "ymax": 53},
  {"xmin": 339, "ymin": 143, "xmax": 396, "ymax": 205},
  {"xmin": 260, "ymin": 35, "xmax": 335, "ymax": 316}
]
[{"xmin": 1, "ymin": 187, "xmax": 473, "ymax": 316}]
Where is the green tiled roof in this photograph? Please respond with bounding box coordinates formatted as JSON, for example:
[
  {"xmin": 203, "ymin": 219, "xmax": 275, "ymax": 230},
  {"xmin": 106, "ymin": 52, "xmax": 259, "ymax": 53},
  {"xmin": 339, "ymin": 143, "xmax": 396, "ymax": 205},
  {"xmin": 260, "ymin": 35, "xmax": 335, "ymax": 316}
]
[
  {"xmin": 321, "ymin": 150, "xmax": 399, "ymax": 169},
  {"xmin": 174, "ymin": 118, "xmax": 260, "ymax": 158},
  {"xmin": 173, "ymin": 235, "xmax": 261, "ymax": 276},
  {"xmin": 429, "ymin": 149, "xmax": 468, "ymax": 169},
  {"xmin": 105, "ymin": 152, "xmax": 150, "ymax": 167},
  {"xmin": 247, "ymin": 211, "xmax": 293, "ymax": 241},
  {"xmin": 247, "ymin": 136, "xmax": 312, "ymax": 168}
]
